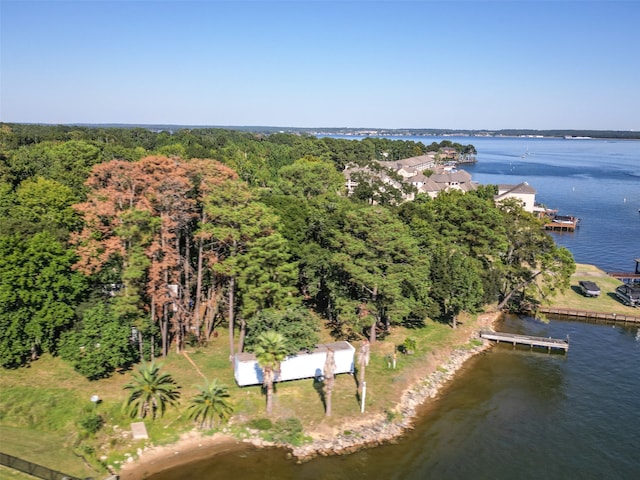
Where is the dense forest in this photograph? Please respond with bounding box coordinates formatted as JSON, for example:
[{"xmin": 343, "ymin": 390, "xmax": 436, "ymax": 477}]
[{"xmin": 0, "ymin": 123, "xmax": 574, "ymax": 378}]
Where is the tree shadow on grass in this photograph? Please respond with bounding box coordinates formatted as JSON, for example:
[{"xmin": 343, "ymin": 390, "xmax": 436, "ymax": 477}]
[
  {"xmin": 312, "ymin": 370, "xmax": 327, "ymax": 412},
  {"xmin": 353, "ymin": 366, "xmax": 363, "ymax": 404}
]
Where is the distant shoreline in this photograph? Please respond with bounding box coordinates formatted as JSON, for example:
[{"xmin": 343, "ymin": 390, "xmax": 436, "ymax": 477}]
[{"xmin": 3, "ymin": 122, "xmax": 639, "ymax": 140}]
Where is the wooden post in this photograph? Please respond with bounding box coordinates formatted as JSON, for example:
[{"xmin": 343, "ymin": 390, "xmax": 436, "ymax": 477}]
[{"xmin": 361, "ymin": 381, "xmax": 366, "ymax": 413}]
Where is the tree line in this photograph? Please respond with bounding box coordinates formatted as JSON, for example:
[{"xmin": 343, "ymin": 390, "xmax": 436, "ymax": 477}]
[{"xmin": 0, "ymin": 123, "xmax": 574, "ymax": 377}]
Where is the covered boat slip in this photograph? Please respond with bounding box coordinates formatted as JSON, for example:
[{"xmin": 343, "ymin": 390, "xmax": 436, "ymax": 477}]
[{"xmin": 234, "ymin": 341, "xmax": 355, "ymax": 386}]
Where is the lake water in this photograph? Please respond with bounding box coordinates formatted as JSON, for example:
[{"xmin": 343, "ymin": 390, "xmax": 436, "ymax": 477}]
[
  {"xmin": 461, "ymin": 136, "xmax": 640, "ymax": 273},
  {"xmin": 149, "ymin": 136, "xmax": 640, "ymax": 479}
]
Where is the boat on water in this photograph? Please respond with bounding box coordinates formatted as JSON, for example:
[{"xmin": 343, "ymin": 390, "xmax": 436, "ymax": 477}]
[{"xmin": 552, "ymin": 215, "xmax": 580, "ymax": 225}]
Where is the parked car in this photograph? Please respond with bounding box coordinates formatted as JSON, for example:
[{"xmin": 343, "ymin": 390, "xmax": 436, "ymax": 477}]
[
  {"xmin": 578, "ymin": 280, "xmax": 601, "ymax": 297},
  {"xmin": 615, "ymin": 284, "xmax": 640, "ymax": 307}
]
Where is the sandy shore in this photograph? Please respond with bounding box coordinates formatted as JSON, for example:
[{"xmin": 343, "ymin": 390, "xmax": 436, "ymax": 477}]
[
  {"xmin": 118, "ymin": 432, "xmax": 248, "ymax": 480},
  {"xmin": 120, "ymin": 312, "xmax": 501, "ymax": 478}
]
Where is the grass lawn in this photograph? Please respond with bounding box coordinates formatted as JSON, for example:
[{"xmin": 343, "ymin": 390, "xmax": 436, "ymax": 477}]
[
  {"xmin": 0, "ymin": 466, "xmax": 34, "ymax": 480},
  {"xmin": 0, "ymin": 315, "xmax": 482, "ymax": 477},
  {"xmin": 548, "ymin": 263, "xmax": 639, "ymax": 315},
  {"xmin": 0, "ymin": 426, "xmax": 96, "ymax": 480}
]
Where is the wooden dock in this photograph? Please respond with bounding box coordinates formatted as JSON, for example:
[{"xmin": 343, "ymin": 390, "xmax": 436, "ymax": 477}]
[
  {"xmin": 535, "ymin": 306, "xmax": 640, "ymax": 324},
  {"xmin": 607, "ymin": 272, "xmax": 640, "ymax": 281},
  {"xmin": 480, "ymin": 330, "xmax": 569, "ymax": 352},
  {"xmin": 608, "ymin": 258, "xmax": 640, "ymax": 281},
  {"xmin": 543, "ymin": 218, "xmax": 579, "ymax": 231}
]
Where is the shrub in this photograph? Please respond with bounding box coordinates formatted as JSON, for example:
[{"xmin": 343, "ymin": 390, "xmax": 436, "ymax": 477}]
[
  {"xmin": 401, "ymin": 337, "xmax": 417, "ymax": 354},
  {"xmin": 247, "ymin": 418, "xmax": 273, "ymax": 431},
  {"xmin": 269, "ymin": 417, "xmax": 309, "ymax": 446},
  {"xmin": 78, "ymin": 412, "xmax": 103, "ymax": 434}
]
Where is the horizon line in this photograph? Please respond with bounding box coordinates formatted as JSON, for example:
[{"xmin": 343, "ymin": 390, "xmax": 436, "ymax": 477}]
[{"xmin": 2, "ymin": 121, "xmax": 636, "ymax": 134}]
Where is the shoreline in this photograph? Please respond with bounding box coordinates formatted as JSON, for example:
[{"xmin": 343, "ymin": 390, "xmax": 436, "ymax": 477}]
[
  {"xmin": 289, "ymin": 311, "xmax": 500, "ymax": 461},
  {"xmin": 120, "ymin": 312, "xmax": 500, "ymax": 478},
  {"xmin": 118, "ymin": 432, "xmax": 250, "ymax": 480}
]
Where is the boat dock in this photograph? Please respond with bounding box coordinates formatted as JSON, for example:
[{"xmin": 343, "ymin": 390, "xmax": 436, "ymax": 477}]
[
  {"xmin": 480, "ymin": 330, "xmax": 569, "ymax": 352},
  {"xmin": 607, "ymin": 272, "xmax": 640, "ymax": 282},
  {"xmin": 543, "ymin": 215, "xmax": 579, "ymax": 231},
  {"xmin": 607, "ymin": 257, "xmax": 640, "ymax": 282},
  {"xmin": 535, "ymin": 306, "xmax": 640, "ymax": 324}
]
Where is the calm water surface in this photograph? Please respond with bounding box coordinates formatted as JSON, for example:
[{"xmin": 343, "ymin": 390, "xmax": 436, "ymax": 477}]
[
  {"xmin": 152, "ymin": 316, "xmax": 640, "ymax": 480},
  {"xmin": 461, "ymin": 137, "xmax": 640, "ymax": 272},
  {"xmin": 151, "ymin": 137, "xmax": 640, "ymax": 479}
]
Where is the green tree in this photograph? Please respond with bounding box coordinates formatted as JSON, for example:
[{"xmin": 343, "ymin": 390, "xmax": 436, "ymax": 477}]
[
  {"xmin": 495, "ymin": 199, "xmax": 575, "ymax": 310},
  {"xmin": 398, "ymin": 190, "xmax": 508, "ymax": 305},
  {"xmin": 244, "ymin": 306, "xmax": 319, "ymax": 356},
  {"xmin": 59, "ymin": 302, "xmax": 137, "ymax": 380},
  {"xmin": 235, "ymin": 232, "xmax": 298, "ymax": 322},
  {"xmin": 331, "ymin": 206, "xmax": 429, "ymax": 342},
  {"xmin": 276, "ymin": 155, "xmax": 345, "ymax": 199},
  {"xmin": 156, "ymin": 143, "xmax": 187, "ymax": 158},
  {"xmin": 262, "ymin": 193, "xmax": 348, "ymax": 322},
  {"xmin": 253, "ymin": 330, "xmax": 288, "ymax": 416},
  {"xmin": 187, "ymin": 379, "xmax": 234, "ymax": 429},
  {"xmin": 6, "ymin": 140, "xmax": 101, "ymax": 192},
  {"xmin": 349, "ymin": 166, "xmax": 409, "ymax": 206},
  {"xmin": 0, "ymin": 232, "xmax": 87, "ymax": 367},
  {"xmin": 46, "ymin": 140, "xmax": 102, "ymax": 192},
  {"xmin": 112, "ymin": 209, "xmax": 157, "ymax": 360},
  {"xmin": 429, "ymin": 247, "xmax": 484, "ymax": 328},
  {"xmin": 200, "ymin": 179, "xmax": 285, "ymax": 358},
  {"xmin": 13, "ymin": 177, "xmax": 80, "ymax": 237},
  {"xmin": 0, "ymin": 181, "xmax": 16, "ymax": 235},
  {"xmin": 123, "ymin": 362, "xmax": 181, "ymax": 419}
]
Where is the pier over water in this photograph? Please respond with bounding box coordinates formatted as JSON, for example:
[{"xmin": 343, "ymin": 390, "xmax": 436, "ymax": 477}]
[{"xmin": 480, "ymin": 330, "xmax": 569, "ymax": 352}]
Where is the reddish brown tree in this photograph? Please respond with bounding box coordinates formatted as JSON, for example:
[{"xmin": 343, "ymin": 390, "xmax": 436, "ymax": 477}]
[
  {"xmin": 185, "ymin": 159, "xmax": 238, "ymax": 344},
  {"xmin": 72, "ymin": 156, "xmax": 237, "ymax": 357}
]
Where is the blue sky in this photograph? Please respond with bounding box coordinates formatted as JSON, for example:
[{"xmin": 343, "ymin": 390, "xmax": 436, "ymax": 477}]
[{"xmin": 1, "ymin": 0, "xmax": 638, "ymax": 130}]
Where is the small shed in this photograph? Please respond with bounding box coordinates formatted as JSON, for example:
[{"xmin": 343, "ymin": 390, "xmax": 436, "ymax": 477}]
[{"xmin": 233, "ymin": 341, "xmax": 355, "ymax": 387}]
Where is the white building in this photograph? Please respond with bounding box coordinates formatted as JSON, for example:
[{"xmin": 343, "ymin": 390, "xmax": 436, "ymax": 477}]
[
  {"xmin": 494, "ymin": 182, "xmax": 537, "ymax": 213},
  {"xmin": 233, "ymin": 341, "xmax": 355, "ymax": 387}
]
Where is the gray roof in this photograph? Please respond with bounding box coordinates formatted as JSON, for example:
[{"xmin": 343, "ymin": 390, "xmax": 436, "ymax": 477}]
[
  {"xmin": 378, "ymin": 154, "xmax": 436, "ymax": 170},
  {"xmin": 430, "ymin": 170, "xmax": 472, "ymax": 184},
  {"xmin": 497, "ymin": 181, "xmax": 537, "ymax": 195},
  {"xmin": 409, "ymin": 173, "xmax": 432, "ymax": 183}
]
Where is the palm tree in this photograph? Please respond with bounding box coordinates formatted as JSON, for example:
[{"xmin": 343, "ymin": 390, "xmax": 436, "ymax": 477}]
[
  {"xmin": 253, "ymin": 330, "xmax": 288, "ymax": 416},
  {"xmin": 187, "ymin": 379, "xmax": 234, "ymax": 429},
  {"xmin": 124, "ymin": 362, "xmax": 181, "ymax": 419},
  {"xmin": 323, "ymin": 348, "xmax": 336, "ymax": 417}
]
